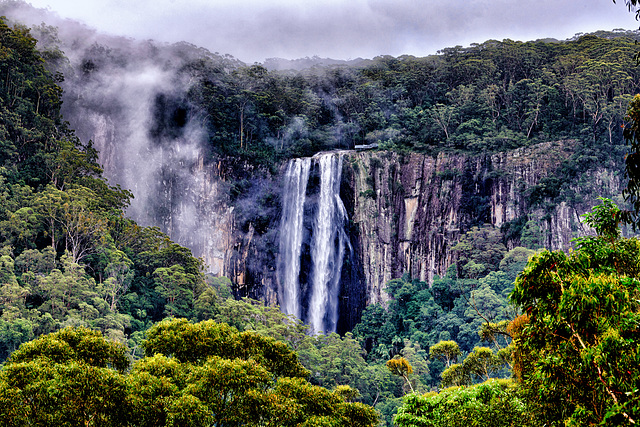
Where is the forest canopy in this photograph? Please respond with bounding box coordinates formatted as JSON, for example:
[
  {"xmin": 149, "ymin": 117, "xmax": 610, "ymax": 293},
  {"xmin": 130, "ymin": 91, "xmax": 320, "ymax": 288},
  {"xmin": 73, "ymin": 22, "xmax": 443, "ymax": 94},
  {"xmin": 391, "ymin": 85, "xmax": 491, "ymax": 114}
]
[
  {"xmin": 173, "ymin": 29, "xmax": 640, "ymax": 173},
  {"xmin": 1, "ymin": 5, "xmax": 640, "ymax": 426},
  {"xmin": 0, "ymin": 16, "xmax": 211, "ymax": 359},
  {"xmin": 0, "ymin": 320, "xmax": 379, "ymax": 426}
]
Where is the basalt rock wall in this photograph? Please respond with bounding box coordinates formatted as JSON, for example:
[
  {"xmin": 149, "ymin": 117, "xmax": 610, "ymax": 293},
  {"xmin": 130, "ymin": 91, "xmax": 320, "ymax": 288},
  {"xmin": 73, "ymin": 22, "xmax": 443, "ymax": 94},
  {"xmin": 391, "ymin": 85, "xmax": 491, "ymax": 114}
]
[
  {"xmin": 342, "ymin": 140, "xmax": 623, "ymax": 305},
  {"xmin": 76, "ymin": 111, "xmax": 624, "ymax": 328}
]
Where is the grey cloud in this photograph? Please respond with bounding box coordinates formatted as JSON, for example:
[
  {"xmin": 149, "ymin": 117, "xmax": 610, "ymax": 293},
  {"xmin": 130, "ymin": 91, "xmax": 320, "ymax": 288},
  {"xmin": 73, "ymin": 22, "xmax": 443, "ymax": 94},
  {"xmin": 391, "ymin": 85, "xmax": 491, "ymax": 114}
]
[{"xmin": 17, "ymin": 0, "xmax": 640, "ymax": 62}]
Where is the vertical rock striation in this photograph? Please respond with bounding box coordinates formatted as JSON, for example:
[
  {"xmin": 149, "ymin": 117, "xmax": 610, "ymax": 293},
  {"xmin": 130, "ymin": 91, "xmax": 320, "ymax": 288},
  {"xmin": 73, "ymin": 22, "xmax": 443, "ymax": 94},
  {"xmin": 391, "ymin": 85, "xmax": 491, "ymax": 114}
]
[{"xmin": 343, "ymin": 140, "xmax": 624, "ymax": 305}]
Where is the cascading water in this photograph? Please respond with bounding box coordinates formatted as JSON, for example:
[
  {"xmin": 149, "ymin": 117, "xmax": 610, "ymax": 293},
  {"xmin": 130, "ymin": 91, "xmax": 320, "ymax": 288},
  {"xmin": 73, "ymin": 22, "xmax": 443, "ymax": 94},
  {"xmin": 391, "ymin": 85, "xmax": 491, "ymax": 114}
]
[
  {"xmin": 277, "ymin": 152, "xmax": 351, "ymax": 334},
  {"xmin": 308, "ymin": 154, "xmax": 350, "ymax": 333},
  {"xmin": 277, "ymin": 158, "xmax": 311, "ymax": 320}
]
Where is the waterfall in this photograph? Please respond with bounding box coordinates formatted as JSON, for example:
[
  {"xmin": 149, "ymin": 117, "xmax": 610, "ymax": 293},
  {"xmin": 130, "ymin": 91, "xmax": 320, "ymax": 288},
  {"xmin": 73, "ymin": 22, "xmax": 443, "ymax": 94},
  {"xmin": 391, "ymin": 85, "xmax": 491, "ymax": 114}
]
[
  {"xmin": 277, "ymin": 152, "xmax": 351, "ymax": 334},
  {"xmin": 277, "ymin": 158, "xmax": 311, "ymax": 319},
  {"xmin": 308, "ymin": 153, "xmax": 349, "ymax": 333}
]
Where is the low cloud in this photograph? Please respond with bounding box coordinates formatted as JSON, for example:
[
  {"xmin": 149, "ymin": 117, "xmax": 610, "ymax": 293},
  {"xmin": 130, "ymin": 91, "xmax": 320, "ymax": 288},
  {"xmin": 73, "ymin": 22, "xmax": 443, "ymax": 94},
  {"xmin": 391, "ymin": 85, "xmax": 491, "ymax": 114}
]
[{"xmin": 23, "ymin": 0, "xmax": 637, "ymax": 63}]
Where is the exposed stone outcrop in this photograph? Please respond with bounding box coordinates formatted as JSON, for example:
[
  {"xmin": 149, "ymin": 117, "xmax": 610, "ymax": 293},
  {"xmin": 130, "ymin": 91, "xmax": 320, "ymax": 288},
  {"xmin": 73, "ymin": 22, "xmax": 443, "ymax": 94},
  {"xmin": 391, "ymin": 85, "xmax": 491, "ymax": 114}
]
[
  {"xmin": 82, "ymin": 110, "xmax": 624, "ymax": 326},
  {"xmin": 74, "ymin": 108, "xmax": 237, "ymax": 278},
  {"xmin": 342, "ymin": 140, "xmax": 624, "ymax": 305}
]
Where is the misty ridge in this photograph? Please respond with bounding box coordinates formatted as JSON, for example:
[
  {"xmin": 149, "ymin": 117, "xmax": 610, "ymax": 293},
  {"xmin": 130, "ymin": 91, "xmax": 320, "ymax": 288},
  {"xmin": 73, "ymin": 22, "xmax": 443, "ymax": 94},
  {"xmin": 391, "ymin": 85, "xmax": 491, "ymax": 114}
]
[
  {"xmin": 1, "ymin": 0, "xmax": 252, "ymax": 274},
  {"xmin": 1, "ymin": 0, "xmax": 639, "ymax": 281},
  {"xmin": 1, "ymin": 3, "xmax": 640, "ymax": 424},
  {"xmin": 0, "ymin": 0, "xmax": 382, "ymax": 277},
  {"xmin": 0, "ymin": 1, "xmax": 377, "ymax": 268}
]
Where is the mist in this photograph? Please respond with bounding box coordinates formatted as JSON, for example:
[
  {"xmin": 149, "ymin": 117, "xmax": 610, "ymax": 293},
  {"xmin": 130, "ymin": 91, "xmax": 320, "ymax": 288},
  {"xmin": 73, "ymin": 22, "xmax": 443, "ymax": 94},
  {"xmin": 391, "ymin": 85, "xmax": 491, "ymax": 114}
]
[
  {"xmin": 0, "ymin": 1, "xmax": 246, "ymax": 273},
  {"xmin": 0, "ymin": 0, "xmax": 637, "ymax": 278}
]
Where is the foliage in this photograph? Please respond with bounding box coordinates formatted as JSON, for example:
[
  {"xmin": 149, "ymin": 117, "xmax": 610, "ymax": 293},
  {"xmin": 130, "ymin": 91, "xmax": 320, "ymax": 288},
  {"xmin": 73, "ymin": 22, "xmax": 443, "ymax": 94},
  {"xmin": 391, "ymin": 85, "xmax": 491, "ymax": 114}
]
[
  {"xmin": 345, "ymin": 236, "xmax": 526, "ymax": 422},
  {"xmin": 6, "ymin": 326, "xmax": 129, "ymax": 371},
  {"xmin": 387, "ymin": 356, "xmax": 415, "ymax": 392},
  {"xmin": 137, "ymin": 319, "xmax": 378, "ymax": 427},
  {"xmin": 433, "ymin": 343, "xmax": 507, "ymax": 388},
  {"xmin": 171, "ymin": 31, "xmax": 640, "ymax": 233},
  {"xmin": 1, "ymin": 13, "xmax": 638, "ymax": 427},
  {"xmin": 394, "ymin": 379, "xmax": 534, "ymax": 427},
  {"xmin": 0, "ymin": 16, "xmax": 206, "ymax": 361},
  {"xmin": 429, "ymin": 340, "xmax": 460, "ymax": 368},
  {"xmin": 452, "ymin": 226, "xmax": 506, "ymax": 278},
  {"xmin": 510, "ymin": 199, "xmax": 640, "ymax": 425},
  {"xmin": 582, "ymin": 196, "xmax": 622, "ymax": 240},
  {"xmin": 0, "ymin": 327, "xmax": 130, "ymax": 426},
  {"xmin": 142, "ymin": 317, "xmax": 309, "ymax": 378},
  {"xmin": 623, "ymin": 94, "xmax": 640, "ymax": 219},
  {"xmin": 0, "ymin": 322, "xmax": 379, "ymax": 426}
]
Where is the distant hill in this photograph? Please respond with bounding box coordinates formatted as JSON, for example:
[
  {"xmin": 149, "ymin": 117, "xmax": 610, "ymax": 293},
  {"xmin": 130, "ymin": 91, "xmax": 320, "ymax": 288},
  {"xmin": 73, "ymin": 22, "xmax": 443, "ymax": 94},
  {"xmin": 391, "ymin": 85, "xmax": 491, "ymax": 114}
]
[{"xmin": 263, "ymin": 55, "xmax": 370, "ymax": 71}]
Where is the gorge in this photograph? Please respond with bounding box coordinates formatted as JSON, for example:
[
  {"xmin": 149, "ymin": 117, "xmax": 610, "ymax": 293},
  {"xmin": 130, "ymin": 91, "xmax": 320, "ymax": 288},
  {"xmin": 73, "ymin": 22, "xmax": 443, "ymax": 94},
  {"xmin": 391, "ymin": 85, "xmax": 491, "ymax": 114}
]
[
  {"xmin": 2, "ymin": 1, "xmax": 632, "ymax": 332},
  {"xmin": 55, "ymin": 55, "xmax": 625, "ymax": 332},
  {"xmin": 2, "ymin": 3, "xmax": 640, "ymax": 423},
  {"xmin": 53, "ymin": 53, "xmax": 625, "ymax": 332}
]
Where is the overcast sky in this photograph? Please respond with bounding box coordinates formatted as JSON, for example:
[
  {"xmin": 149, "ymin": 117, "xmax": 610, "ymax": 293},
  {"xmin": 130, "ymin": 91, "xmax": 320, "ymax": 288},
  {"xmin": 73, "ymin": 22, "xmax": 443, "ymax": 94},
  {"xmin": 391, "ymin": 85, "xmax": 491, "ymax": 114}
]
[{"xmin": 23, "ymin": 0, "xmax": 639, "ymax": 63}]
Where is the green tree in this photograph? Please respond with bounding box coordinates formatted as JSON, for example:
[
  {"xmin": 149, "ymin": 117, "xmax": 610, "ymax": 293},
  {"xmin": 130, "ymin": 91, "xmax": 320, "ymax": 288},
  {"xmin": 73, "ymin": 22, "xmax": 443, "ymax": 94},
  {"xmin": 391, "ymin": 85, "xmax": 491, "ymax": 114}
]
[
  {"xmin": 511, "ymin": 199, "xmax": 640, "ymax": 425},
  {"xmin": 452, "ymin": 226, "xmax": 506, "ymax": 279},
  {"xmin": 440, "ymin": 362, "xmax": 471, "ymax": 388},
  {"xmin": 138, "ymin": 318, "xmax": 378, "ymax": 427},
  {"xmin": 33, "ymin": 185, "xmax": 108, "ymax": 262},
  {"xmin": 153, "ymin": 265, "xmax": 196, "ymax": 318},
  {"xmin": 300, "ymin": 332, "xmax": 369, "ymax": 391},
  {"xmin": 429, "ymin": 340, "xmax": 460, "ymax": 368},
  {"xmin": 461, "ymin": 346, "xmax": 503, "ymax": 382},
  {"xmin": 126, "ymin": 354, "xmax": 184, "ymax": 427},
  {"xmin": 394, "ymin": 379, "xmax": 535, "ymax": 427},
  {"xmin": 142, "ymin": 318, "xmax": 309, "ymax": 378},
  {"xmin": 99, "ymin": 248, "xmax": 134, "ymax": 312},
  {"xmin": 400, "ymin": 339, "xmax": 431, "ymax": 391},
  {"xmin": 352, "ymin": 303, "xmax": 393, "ymax": 356},
  {"xmin": 427, "ymin": 103, "xmax": 456, "ymax": 141},
  {"xmin": 0, "ymin": 327, "xmax": 130, "ymax": 426},
  {"xmin": 36, "ymin": 255, "xmax": 100, "ymax": 323},
  {"xmin": 386, "ymin": 356, "xmax": 415, "ymax": 393},
  {"xmin": 0, "ymin": 322, "xmax": 379, "ymax": 426},
  {"xmin": 173, "ymin": 355, "xmax": 272, "ymax": 426}
]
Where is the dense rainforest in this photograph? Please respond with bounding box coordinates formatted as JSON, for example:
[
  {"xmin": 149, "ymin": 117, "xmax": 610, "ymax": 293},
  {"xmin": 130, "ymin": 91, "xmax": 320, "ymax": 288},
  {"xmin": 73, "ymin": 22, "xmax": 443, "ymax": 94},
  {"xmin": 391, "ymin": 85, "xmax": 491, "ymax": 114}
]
[
  {"xmin": 0, "ymin": 16, "xmax": 378, "ymax": 426},
  {"xmin": 136, "ymin": 23, "xmax": 640, "ymax": 307},
  {"xmin": 0, "ymin": 0, "xmax": 638, "ymax": 425},
  {"xmin": 184, "ymin": 30, "xmax": 639, "ymax": 170}
]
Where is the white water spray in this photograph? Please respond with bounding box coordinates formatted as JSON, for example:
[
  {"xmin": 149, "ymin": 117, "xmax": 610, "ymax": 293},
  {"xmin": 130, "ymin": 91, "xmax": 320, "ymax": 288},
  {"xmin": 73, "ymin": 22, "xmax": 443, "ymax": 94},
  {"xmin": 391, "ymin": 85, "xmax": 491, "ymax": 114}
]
[
  {"xmin": 277, "ymin": 158, "xmax": 311, "ymax": 319},
  {"xmin": 308, "ymin": 153, "xmax": 349, "ymax": 333},
  {"xmin": 278, "ymin": 152, "xmax": 350, "ymax": 334}
]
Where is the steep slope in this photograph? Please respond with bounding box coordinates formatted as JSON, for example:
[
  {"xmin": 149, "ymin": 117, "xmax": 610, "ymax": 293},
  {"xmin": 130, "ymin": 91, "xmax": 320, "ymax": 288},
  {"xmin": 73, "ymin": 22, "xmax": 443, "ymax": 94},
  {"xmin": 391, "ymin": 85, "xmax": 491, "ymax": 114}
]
[
  {"xmin": 343, "ymin": 141, "xmax": 623, "ymax": 305},
  {"xmin": 1, "ymin": 2, "xmax": 632, "ymax": 332}
]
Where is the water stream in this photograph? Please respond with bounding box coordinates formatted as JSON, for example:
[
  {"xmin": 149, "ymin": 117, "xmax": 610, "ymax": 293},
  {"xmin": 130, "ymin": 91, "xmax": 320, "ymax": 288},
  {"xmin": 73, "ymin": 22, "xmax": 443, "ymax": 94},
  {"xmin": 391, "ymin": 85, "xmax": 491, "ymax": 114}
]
[{"xmin": 277, "ymin": 152, "xmax": 351, "ymax": 333}]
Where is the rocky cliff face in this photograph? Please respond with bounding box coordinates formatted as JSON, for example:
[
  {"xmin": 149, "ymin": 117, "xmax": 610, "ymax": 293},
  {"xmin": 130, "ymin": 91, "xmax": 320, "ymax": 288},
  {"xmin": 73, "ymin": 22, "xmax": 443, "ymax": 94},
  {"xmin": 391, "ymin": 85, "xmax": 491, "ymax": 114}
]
[
  {"xmin": 67, "ymin": 95, "xmax": 625, "ymax": 327},
  {"xmin": 68, "ymin": 92, "xmax": 237, "ymax": 279},
  {"xmin": 342, "ymin": 140, "xmax": 624, "ymax": 305},
  {"xmin": 19, "ymin": 0, "xmax": 625, "ymax": 330}
]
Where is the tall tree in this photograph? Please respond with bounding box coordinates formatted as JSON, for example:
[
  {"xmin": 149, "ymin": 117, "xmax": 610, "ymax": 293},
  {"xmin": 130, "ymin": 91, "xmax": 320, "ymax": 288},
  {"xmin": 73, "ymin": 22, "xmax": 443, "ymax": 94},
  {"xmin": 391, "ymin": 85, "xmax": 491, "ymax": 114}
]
[
  {"xmin": 511, "ymin": 199, "xmax": 640, "ymax": 425},
  {"xmin": 0, "ymin": 327, "xmax": 130, "ymax": 426}
]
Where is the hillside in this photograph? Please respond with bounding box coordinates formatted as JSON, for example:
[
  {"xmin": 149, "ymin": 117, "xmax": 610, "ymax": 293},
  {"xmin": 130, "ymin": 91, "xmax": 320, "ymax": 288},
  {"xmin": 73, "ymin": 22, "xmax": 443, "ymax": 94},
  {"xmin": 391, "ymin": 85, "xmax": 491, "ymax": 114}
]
[
  {"xmin": 0, "ymin": 3, "xmax": 639, "ymax": 425},
  {"xmin": 0, "ymin": 0, "xmax": 637, "ymax": 328}
]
